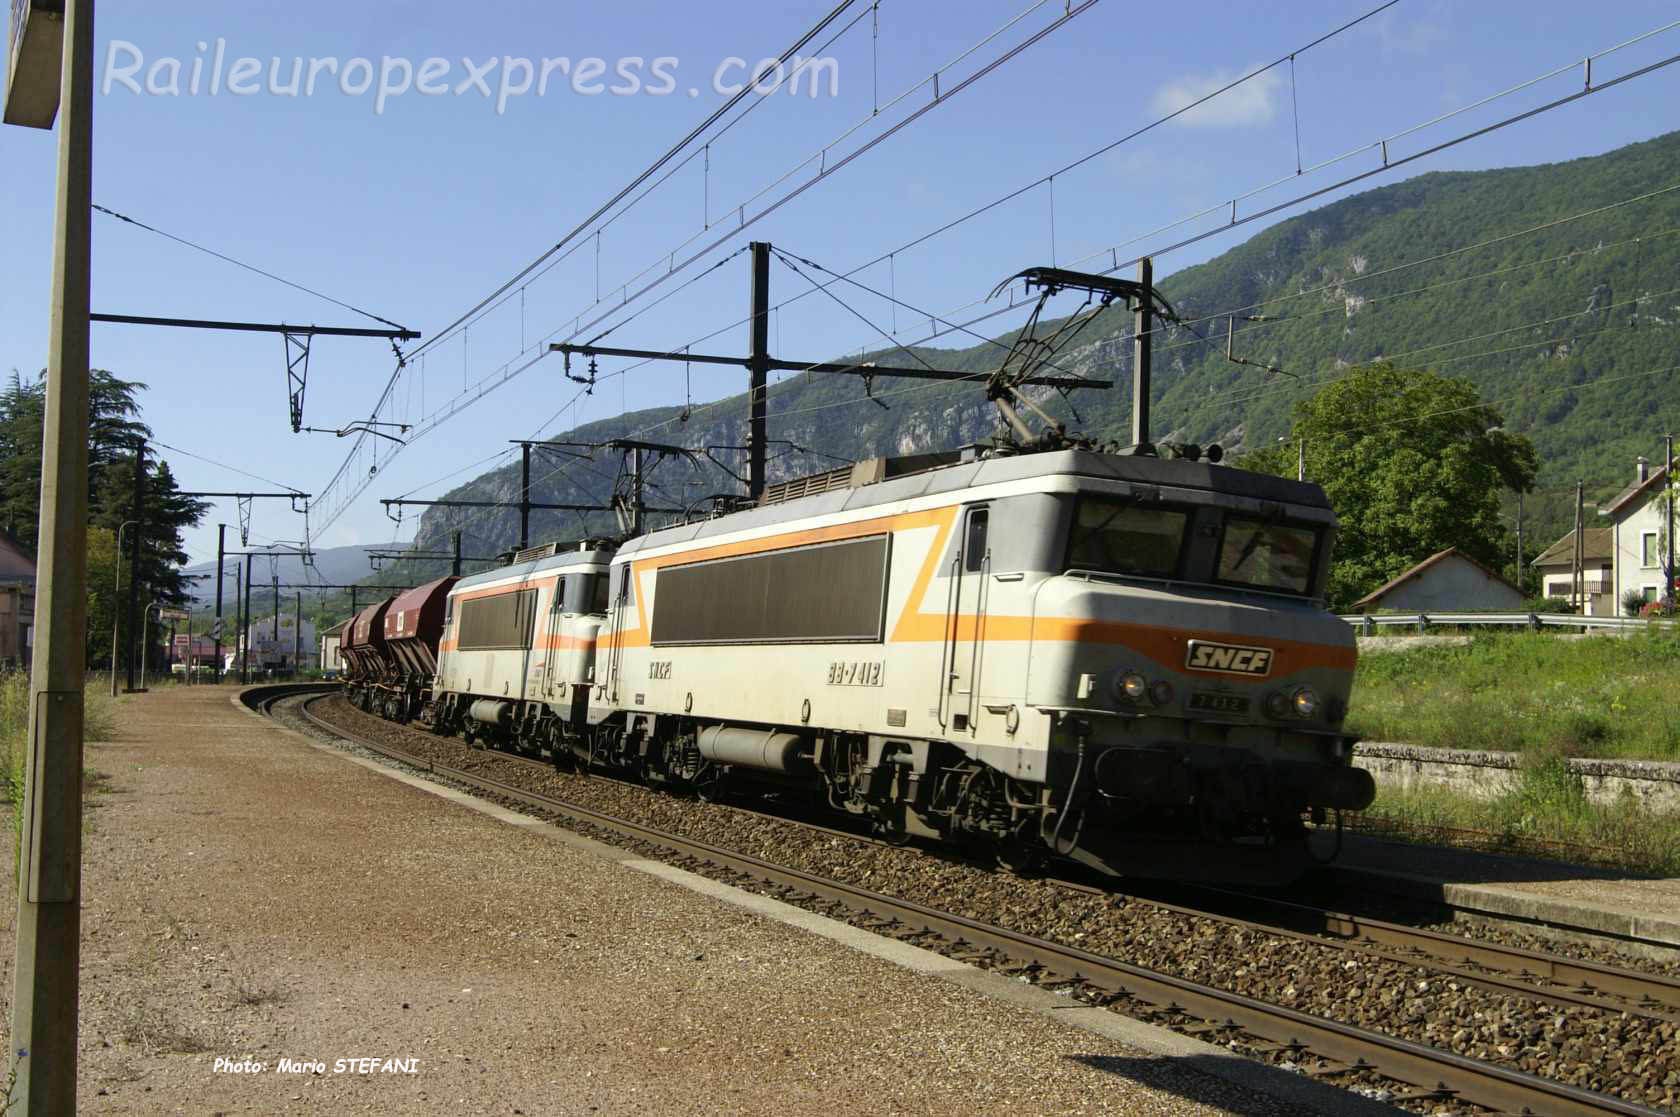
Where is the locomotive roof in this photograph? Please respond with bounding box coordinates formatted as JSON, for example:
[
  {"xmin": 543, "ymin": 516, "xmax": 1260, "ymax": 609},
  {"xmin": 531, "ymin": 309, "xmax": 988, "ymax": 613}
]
[
  {"xmin": 617, "ymin": 448, "xmax": 1328, "ymax": 558},
  {"xmin": 452, "ymin": 545, "xmax": 616, "ymax": 591}
]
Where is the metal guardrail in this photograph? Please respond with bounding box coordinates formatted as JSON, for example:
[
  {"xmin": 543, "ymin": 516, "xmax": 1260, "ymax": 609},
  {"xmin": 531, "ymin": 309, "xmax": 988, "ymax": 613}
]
[{"xmin": 1340, "ymin": 611, "xmax": 1678, "ymax": 632}]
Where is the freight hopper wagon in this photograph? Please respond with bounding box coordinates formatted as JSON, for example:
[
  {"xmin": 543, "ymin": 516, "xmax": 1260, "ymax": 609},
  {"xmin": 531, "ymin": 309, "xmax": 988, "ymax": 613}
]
[
  {"xmin": 592, "ymin": 448, "xmax": 1372, "ymax": 882},
  {"xmin": 340, "ymin": 596, "xmax": 395, "ymax": 713},
  {"xmin": 377, "ymin": 576, "xmax": 458, "ymax": 722}
]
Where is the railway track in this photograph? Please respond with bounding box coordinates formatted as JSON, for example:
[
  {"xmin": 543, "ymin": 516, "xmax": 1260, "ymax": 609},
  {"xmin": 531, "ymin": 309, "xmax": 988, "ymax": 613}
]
[{"xmin": 259, "ymin": 685, "xmax": 1674, "ymax": 1116}]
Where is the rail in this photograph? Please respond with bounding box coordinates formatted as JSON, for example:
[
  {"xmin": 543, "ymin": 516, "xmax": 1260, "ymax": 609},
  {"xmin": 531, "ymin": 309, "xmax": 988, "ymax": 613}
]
[{"xmin": 1340, "ymin": 611, "xmax": 1678, "ymax": 632}]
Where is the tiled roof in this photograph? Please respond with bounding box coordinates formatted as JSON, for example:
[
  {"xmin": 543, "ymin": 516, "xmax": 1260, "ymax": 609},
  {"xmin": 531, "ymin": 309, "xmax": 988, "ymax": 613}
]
[{"xmin": 1530, "ymin": 527, "xmax": 1613, "ymax": 567}]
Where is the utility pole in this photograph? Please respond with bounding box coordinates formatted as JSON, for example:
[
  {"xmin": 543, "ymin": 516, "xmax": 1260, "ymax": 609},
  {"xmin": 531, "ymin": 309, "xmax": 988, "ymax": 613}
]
[
  {"xmin": 229, "ymin": 563, "xmax": 240, "ymax": 680},
  {"xmin": 1131, "ymin": 256, "xmax": 1153, "ymax": 447},
  {"xmin": 747, "ymin": 241, "xmax": 771, "ymax": 502},
  {"xmin": 213, "ymin": 523, "xmax": 226, "ymax": 682},
  {"xmin": 1515, "ymin": 491, "xmax": 1524, "ymax": 594},
  {"xmin": 452, "ymin": 530, "xmax": 462, "ymax": 577},
  {"xmin": 8, "ymin": 0, "xmax": 94, "ymax": 1108},
  {"xmin": 242, "ymin": 552, "xmax": 253, "ymax": 683},
  {"xmin": 293, "ymin": 591, "xmax": 301, "ymax": 673},
  {"xmin": 519, "ymin": 440, "xmax": 532, "ymax": 551},
  {"xmin": 1573, "ymin": 480, "xmax": 1584, "ymax": 614},
  {"xmin": 630, "ymin": 445, "xmax": 645, "ymax": 537},
  {"xmin": 1667, "ymin": 434, "xmax": 1675, "ymax": 607},
  {"xmin": 108, "ymin": 518, "xmax": 135, "ymax": 697},
  {"xmin": 1296, "ymin": 438, "xmax": 1305, "ymax": 483},
  {"xmin": 272, "ymin": 575, "xmax": 280, "ymax": 642},
  {"xmin": 124, "ymin": 436, "xmax": 145, "ymax": 692}
]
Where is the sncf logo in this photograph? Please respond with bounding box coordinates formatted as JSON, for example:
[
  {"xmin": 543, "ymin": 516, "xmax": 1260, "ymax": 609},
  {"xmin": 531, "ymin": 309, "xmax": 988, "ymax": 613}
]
[{"xmin": 1185, "ymin": 640, "xmax": 1274, "ymax": 677}]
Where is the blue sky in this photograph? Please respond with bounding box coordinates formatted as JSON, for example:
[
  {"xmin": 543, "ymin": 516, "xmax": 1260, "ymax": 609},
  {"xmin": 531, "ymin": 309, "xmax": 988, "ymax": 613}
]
[{"xmin": 4, "ymin": 0, "xmax": 1679, "ymax": 564}]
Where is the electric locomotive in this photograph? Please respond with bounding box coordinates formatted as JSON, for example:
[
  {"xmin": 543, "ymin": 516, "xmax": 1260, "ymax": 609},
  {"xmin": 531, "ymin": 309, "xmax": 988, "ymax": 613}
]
[{"xmin": 409, "ymin": 446, "xmax": 1369, "ymax": 882}]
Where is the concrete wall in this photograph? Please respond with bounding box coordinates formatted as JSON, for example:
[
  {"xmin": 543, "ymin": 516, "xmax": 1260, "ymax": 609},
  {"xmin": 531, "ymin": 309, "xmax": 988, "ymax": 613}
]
[
  {"xmin": 1365, "ymin": 554, "xmax": 1524, "ymax": 613},
  {"xmin": 1355, "ymin": 741, "xmax": 1680, "ymax": 812}
]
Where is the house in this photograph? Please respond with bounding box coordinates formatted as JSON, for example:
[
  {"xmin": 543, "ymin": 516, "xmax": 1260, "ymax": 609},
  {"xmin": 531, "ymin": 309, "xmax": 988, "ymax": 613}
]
[
  {"xmin": 1530, "ymin": 527, "xmax": 1613, "ymax": 614},
  {"xmin": 168, "ymin": 633, "xmax": 219, "ymax": 675},
  {"xmin": 0, "ymin": 530, "xmax": 37, "ymax": 670},
  {"xmin": 1602, "ymin": 454, "xmax": 1676, "ymax": 612},
  {"xmin": 320, "ymin": 618, "xmax": 349, "ymax": 676},
  {"xmin": 1350, "ymin": 547, "xmax": 1525, "ymax": 613},
  {"xmin": 230, "ymin": 614, "xmax": 318, "ymax": 672}
]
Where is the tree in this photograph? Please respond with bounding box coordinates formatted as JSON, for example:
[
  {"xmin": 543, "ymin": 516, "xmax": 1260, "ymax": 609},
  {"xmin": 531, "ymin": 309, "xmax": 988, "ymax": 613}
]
[
  {"xmin": 84, "ymin": 526, "xmax": 120, "ymax": 668},
  {"xmin": 1243, "ymin": 362, "xmax": 1538, "ymax": 610},
  {"xmin": 92, "ymin": 457, "xmax": 211, "ymax": 671},
  {"xmin": 0, "ymin": 368, "xmax": 150, "ymax": 551}
]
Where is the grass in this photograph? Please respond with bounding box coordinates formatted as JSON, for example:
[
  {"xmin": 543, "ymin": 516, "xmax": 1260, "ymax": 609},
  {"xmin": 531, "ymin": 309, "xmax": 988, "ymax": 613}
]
[
  {"xmin": 1349, "ymin": 630, "xmax": 1680, "ymax": 760},
  {"xmin": 2, "ymin": 671, "xmax": 121, "ymax": 834},
  {"xmin": 1354, "ymin": 749, "xmax": 1680, "ymax": 877}
]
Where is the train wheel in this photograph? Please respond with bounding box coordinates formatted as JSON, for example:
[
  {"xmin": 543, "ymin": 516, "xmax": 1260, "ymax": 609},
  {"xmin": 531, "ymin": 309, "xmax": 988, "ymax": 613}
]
[
  {"xmin": 871, "ymin": 818, "xmax": 912, "ymax": 847},
  {"xmin": 995, "ymin": 838, "xmax": 1047, "ymax": 877},
  {"xmin": 693, "ymin": 764, "xmax": 728, "ymax": 803}
]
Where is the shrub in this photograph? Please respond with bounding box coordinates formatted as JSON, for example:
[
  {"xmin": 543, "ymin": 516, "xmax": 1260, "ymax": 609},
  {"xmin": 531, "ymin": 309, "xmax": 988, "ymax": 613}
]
[
  {"xmin": 1623, "ymin": 588, "xmax": 1650, "ymax": 617},
  {"xmin": 1523, "ymin": 595, "xmax": 1572, "ymax": 614}
]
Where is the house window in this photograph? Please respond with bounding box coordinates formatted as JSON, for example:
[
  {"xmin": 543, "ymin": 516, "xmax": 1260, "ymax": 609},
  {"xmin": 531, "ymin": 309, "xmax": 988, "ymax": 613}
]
[{"xmin": 1642, "ymin": 532, "xmax": 1660, "ymax": 568}]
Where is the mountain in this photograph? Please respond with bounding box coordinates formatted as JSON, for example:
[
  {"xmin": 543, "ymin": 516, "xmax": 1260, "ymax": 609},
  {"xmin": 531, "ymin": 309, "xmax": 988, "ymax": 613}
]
[
  {"xmin": 181, "ymin": 543, "xmax": 384, "ymax": 610},
  {"xmin": 401, "ymin": 131, "xmax": 1680, "ymax": 563}
]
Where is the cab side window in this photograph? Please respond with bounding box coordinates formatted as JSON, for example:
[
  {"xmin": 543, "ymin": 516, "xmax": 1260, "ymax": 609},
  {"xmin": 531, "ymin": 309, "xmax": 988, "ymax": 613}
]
[{"xmin": 963, "ymin": 508, "xmax": 989, "ymax": 573}]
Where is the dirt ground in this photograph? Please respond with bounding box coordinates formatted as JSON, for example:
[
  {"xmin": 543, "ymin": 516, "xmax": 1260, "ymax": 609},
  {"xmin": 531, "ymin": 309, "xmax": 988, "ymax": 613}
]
[{"xmin": 0, "ymin": 686, "xmax": 1295, "ymax": 1115}]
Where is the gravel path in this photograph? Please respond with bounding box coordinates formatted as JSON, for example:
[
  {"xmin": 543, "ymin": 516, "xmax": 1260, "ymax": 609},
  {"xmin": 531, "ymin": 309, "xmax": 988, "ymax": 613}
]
[
  {"xmin": 0, "ymin": 685, "xmax": 1317, "ymax": 1115},
  {"xmin": 309, "ymin": 695, "xmax": 1680, "ymax": 1113}
]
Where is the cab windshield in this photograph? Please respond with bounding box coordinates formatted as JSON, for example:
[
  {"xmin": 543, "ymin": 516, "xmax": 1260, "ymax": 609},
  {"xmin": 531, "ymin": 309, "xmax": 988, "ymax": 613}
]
[
  {"xmin": 1216, "ymin": 517, "xmax": 1318, "ymax": 594},
  {"xmin": 1066, "ymin": 497, "xmax": 1187, "ymax": 578}
]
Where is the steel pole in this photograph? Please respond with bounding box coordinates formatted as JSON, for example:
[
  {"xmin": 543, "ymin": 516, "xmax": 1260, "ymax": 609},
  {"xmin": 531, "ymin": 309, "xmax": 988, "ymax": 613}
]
[
  {"xmin": 10, "ymin": 0, "xmax": 94, "ymax": 1108},
  {"xmin": 519, "ymin": 442, "xmax": 531, "ymax": 551},
  {"xmin": 241, "ymin": 553, "xmax": 253, "ymax": 683},
  {"xmin": 293, "ymin": 591, "xmax": 301, "ymax": 674},
  {"xmin": 140, "ymin": 602, "xmax": 154, "ymax": 687},
  {"xmin": 230, "ymin": 564, "xmax": 240, "ymax": 678},
  {"xmin": 1131, "ymin": 256, "xmax": 1153, "ymax": 447},
  {"xmin": 213, "ymin": 523, "xmax": 225, "ymax": 681},
  {"xmin": 124, "ymin": 437, "xmax": 145, "ymax": 691},
  {"xmin": 747, "ymin": 242, "xmax": 770, "ymax": 502},
  {"xmin": 108, "ymin": 517, "xmax": 135, "ymax": 697}
]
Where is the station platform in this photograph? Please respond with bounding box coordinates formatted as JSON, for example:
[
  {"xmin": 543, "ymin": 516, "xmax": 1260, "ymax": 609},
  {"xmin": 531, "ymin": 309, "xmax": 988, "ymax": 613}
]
[
  {"xmin": 1329, "ymin": 835, "xmax": 1680, "ymax": 957},
  {"xmin": 0, "ymin": 685, "xmax": 1386, "ymax": 1116}
]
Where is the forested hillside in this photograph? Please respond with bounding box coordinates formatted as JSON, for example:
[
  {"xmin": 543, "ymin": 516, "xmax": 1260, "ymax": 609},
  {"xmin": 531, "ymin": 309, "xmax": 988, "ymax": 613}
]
[{"xmin": 405, "ymin": 130, "xmax": 1680, "ymax": 563}]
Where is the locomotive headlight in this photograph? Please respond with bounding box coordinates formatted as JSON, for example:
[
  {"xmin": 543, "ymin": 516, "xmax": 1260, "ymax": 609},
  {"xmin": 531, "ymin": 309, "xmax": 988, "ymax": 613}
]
[
  {"xmin": 1291, "ymin": 686, "xmax": 1320, "ymax": 719},
  {"xmin": 1115, "ymin": 671, "xmax": 1149, "ymax": 703},
  {"xmin": 1148, "ymin": 680, "xmax": 1175, "ymax": 706}
]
